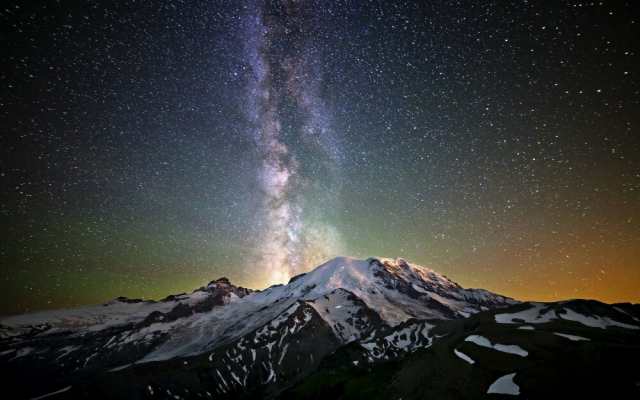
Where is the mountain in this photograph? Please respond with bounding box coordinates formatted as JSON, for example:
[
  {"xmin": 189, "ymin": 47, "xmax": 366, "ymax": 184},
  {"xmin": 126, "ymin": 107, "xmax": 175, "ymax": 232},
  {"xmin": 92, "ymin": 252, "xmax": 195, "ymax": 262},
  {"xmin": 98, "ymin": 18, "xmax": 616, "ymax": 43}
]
[{"xmin": 1, "ymin": 256, "xmax": 638, "ymax": 399}]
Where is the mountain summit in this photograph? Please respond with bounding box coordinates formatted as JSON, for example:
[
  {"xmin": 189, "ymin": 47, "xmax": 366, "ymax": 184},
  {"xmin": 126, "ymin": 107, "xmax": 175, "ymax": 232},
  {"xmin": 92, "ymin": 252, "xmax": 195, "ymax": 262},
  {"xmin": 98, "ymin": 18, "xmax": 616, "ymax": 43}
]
[
  {"xmin": 1, "ymin": 256, "xmax": 638, "ymax": 399},
  {"xmin": 261, "ymin": 256, "xmax": 516, "ymax": 323}
]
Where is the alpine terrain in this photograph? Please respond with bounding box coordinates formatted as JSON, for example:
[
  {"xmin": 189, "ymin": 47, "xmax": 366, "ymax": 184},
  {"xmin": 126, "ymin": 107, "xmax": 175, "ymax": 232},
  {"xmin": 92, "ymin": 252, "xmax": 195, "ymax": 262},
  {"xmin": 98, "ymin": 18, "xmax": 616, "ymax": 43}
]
[{"xmin": 1, "ymin": 257, "xmax": 639, "ymax": 399}]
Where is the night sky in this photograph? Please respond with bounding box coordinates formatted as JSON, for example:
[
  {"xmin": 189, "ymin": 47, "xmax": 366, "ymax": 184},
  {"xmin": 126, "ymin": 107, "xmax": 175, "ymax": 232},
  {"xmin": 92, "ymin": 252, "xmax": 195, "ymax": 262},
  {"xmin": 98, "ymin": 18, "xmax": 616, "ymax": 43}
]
[{"xmin": 1, "ymin": 1, "xmax": 639, "ymax": 315}]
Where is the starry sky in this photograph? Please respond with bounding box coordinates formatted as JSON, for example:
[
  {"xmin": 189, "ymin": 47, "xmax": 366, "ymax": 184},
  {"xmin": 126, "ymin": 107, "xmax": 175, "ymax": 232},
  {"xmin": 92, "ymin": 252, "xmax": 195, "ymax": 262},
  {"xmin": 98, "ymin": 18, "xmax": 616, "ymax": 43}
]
[{"xmin": 1, "ymin": 1, "xmax": 639, "ymax": 315}]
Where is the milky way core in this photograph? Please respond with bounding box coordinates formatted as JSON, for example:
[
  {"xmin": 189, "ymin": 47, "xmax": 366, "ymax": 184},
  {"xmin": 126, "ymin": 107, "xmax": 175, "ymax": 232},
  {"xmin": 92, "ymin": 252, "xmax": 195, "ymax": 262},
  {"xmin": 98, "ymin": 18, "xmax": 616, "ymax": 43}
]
[{"xmin": 242, "ymin": 1, "xmax": 343, "ymax": 285}]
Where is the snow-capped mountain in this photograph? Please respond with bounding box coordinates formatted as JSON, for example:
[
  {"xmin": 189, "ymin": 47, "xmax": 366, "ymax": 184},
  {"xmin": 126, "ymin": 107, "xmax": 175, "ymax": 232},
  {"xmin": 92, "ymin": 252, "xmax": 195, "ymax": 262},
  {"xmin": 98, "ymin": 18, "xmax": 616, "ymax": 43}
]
[
  {"xmin": 1, "ymin": 256, "xmax": 638, "ymax": 399},
  {"xmin": 0, "ymin": 257, "xmax": 513, "ymax": 360},
  {"xmin": 0, "ymin": 276, "xmax": 253, "ymax": 338}
]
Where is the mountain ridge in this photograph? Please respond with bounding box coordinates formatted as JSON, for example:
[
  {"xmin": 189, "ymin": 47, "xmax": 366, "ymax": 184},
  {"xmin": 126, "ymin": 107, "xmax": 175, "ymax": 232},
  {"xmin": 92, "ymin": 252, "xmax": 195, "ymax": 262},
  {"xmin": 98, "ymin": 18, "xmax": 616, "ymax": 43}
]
[{"xmin": 1, "ymin": 256, "xmax": 638, "ymax": 399}]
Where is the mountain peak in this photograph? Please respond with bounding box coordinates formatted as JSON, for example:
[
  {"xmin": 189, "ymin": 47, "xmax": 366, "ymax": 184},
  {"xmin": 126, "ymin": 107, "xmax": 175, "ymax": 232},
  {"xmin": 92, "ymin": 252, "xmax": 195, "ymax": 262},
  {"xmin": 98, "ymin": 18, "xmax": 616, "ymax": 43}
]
[
  {"xmin": 207, "ymin": 277, "xmax": 231, "ymax": 286},
  {"xmin": 271, "ymin": 256, "xmax": 515, "ymax": 324}
]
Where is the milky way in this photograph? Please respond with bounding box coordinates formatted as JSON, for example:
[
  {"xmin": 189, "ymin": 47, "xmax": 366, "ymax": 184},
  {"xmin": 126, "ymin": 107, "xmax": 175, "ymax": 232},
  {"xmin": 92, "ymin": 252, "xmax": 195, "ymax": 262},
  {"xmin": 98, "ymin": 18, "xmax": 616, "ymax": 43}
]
[
  {"xmin": 242, "ymin": 1, "xmax": 342, "ymax": 285},
  {"xmin": 1, "ymin": 1, "xmax": 639, "ymax": 314}
]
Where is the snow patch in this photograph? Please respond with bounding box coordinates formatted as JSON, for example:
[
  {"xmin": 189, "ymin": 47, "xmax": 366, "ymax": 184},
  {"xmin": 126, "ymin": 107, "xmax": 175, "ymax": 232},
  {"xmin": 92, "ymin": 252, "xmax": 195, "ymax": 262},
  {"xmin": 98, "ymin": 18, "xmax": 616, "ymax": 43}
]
[
  {"xmin": 496, "ymin": 303, "xmax": 639, "ymax": 331},
  {"xmin": 10, "ymin": 346, "xmax": 34, "ymax": 360},
  {"xmin": 108, "ymin": 363, "xmax": 132, "ymax": 372},
  {"xmin": 553, "ymin": 332, "xmax": 590, "ymax": 341},
  {"xmin": 30, "ymin": 386, "xmax": 72, "ymax": 400},
  {"xmin": 559, "ymin": 309, "xmax": 639, "ymax": 330},
  {"xmin": 495, "ymin": 303, "xmax": 556, "ymax": 324},
  {"xmin": 487, "ymin": 373, "xmax": 519, "ymax": 395},
  {"xmin": 464, "ymin": 335, "xmax": 528, "ymax": 357},
  {"xmin": 55, "ymin": 345, "xmax": 79, "ymax": 360},
  {"xmin": 454, "ymin": 348, "xmax": 474, "ymax": 364}
]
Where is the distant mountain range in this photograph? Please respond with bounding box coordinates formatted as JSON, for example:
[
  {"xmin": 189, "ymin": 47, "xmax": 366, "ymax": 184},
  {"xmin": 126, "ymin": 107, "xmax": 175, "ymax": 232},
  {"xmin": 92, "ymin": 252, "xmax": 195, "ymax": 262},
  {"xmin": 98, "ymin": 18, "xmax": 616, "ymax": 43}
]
[{"xmin": 1, "ymin": 257, "xmax": 639, "ymax": 399}]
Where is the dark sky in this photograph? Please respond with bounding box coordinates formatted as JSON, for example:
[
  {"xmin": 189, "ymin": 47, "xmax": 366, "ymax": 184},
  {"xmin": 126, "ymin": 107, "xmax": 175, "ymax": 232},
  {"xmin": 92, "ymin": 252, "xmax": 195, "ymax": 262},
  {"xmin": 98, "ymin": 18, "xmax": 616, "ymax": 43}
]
[{"xmin": 1, "ymin": 0, "xmax": 639, "ymax": 315}]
